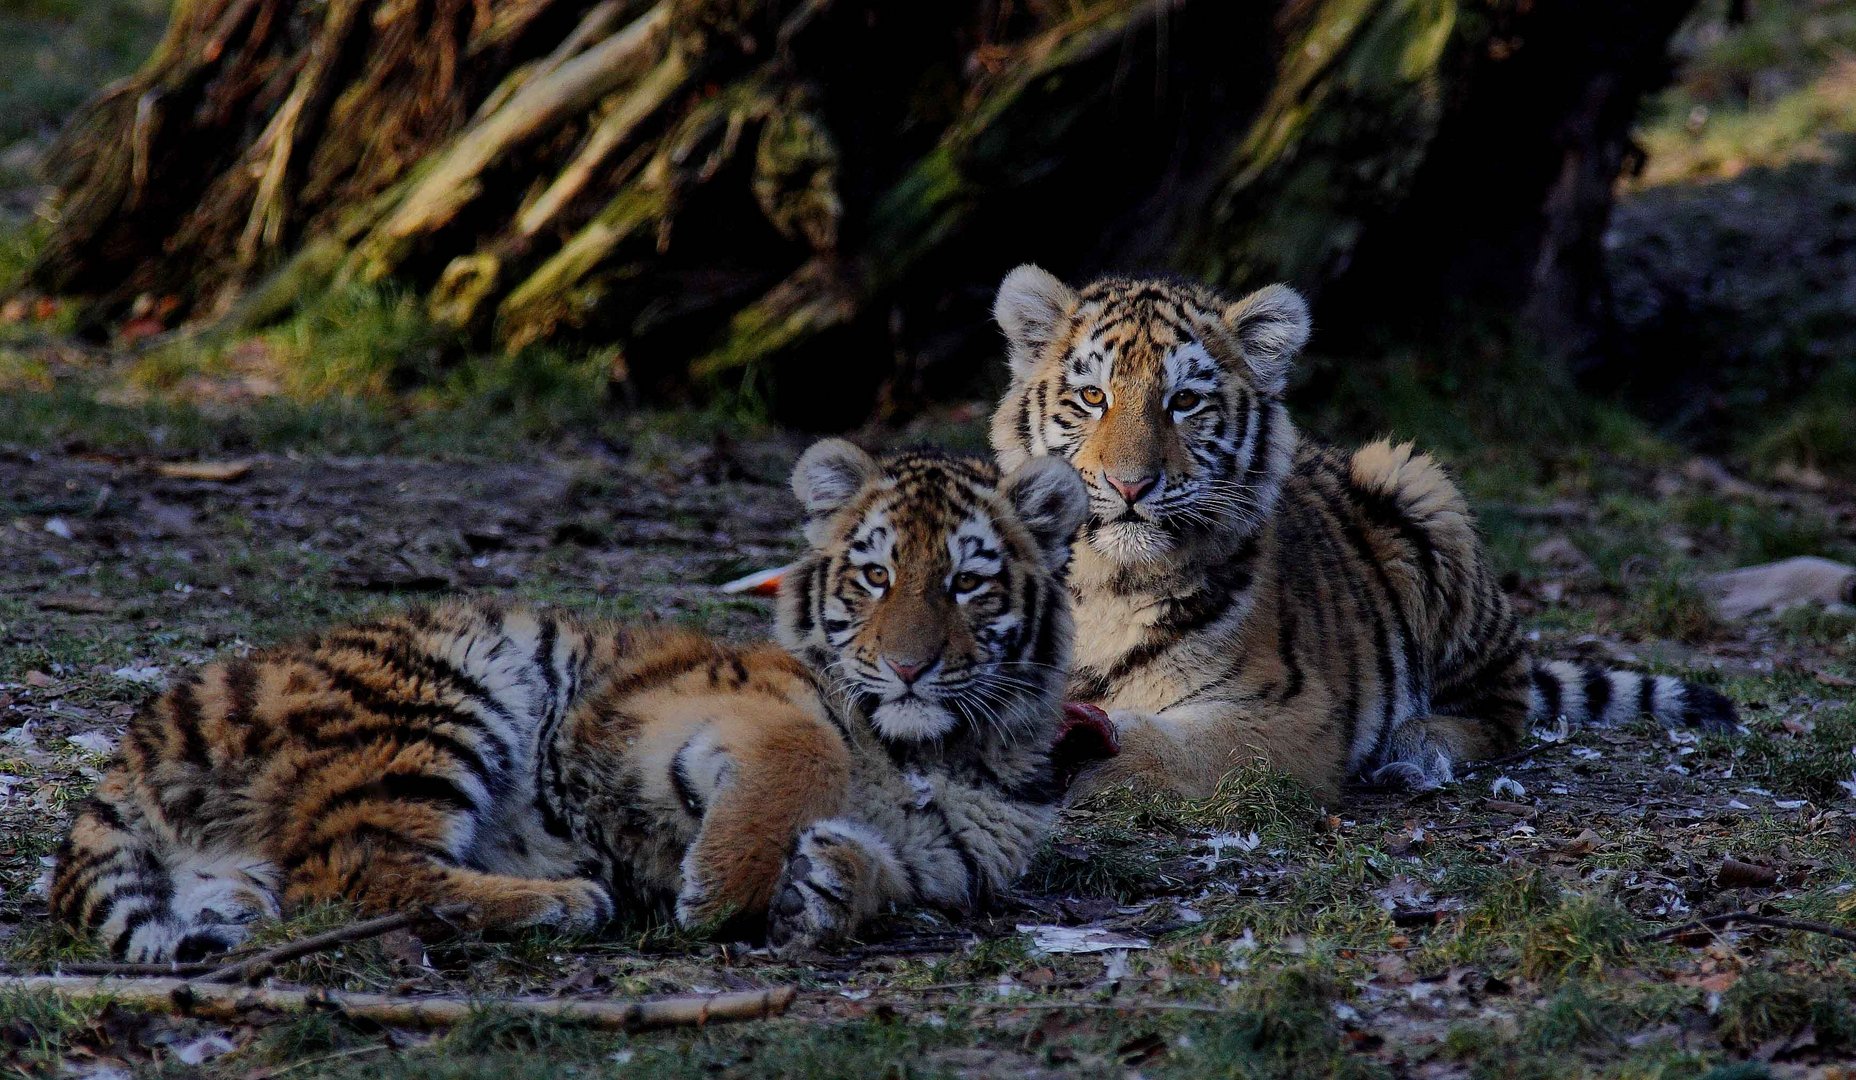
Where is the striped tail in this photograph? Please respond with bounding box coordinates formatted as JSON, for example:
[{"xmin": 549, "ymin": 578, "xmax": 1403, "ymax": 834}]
[
  {"xmin": 49, "ymin": 777, "xmax": 275, "ymax": 962},
  {"xmin": 1528, "ymin": 661, "xmax": 1737, "ymax": 733}
]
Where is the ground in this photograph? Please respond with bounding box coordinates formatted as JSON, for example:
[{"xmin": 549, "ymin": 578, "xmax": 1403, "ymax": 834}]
[
  {"xmin": 1, "ymin": 1, "xmax": 1854, "ymax": 1076},
  {"xmin": 0, "ymin": 383, "xmax": 1853, "ymax": 1079}
]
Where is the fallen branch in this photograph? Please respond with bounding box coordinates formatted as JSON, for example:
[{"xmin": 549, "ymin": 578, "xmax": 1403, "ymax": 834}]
[
  {"xmin": 0, "ymin": 976, "xmax": 798, "ymax": 1031},
  {"xmin": 194, "ymin": 909, "xmax": 435, "ymax": 985},
  {"xmin": 1479, "ymin": 743, "xmax": 1550, "ymax": 769},
  {"xmin": 1640, "ymin": 911, "xmax": 1856, "ymax": 946},
  {"xmin": 53, "ymin": 908, "xmax": 444, "ymax": 982},
  {"xmin": 53, "ymin": 959, "xmax": 221, "ymax": 978}
]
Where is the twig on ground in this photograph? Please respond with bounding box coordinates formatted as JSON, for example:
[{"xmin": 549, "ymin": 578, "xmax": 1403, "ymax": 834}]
[
  {"xmin": 51, "ymin": 908, "xmax": 457, "ymax": 981},
  {"xmin": 260, "ymin": 1041, "xmax": 393, "ymax": 1078},
  {"xmin": 1480, "ymin": 743, "xmax": 1550, "ymax": 769},
  {"xmin": 195, "ymin": 909, "xmax": 435, "ymax": 985},
  {"xmin": 54, "ymin": 959, "xmax": 222, "ymax": 978},
  {"xmin": 1640, "ymin": 911, "xmax": 1856, "ymax": 946},
  {"xmin": 0, "ymin": 976, "xmax": 799, "ymax": 1031},
  {"xmin": 951, "ymin": 998, "xmax": 1232, "ymax": 1015}
]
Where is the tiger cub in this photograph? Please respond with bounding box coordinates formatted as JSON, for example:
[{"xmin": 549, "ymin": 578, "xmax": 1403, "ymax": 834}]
[
  {"xmin": 988, "ymin": 266, "xmax": 1737, "ymax": 801},
  {"xmin": 51, "ymin": 443, "xmax": 1090, "ymax": 962}
]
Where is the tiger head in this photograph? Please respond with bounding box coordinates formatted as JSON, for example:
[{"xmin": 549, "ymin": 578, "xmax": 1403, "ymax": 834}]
[
  {"xmin": 777, "ymin": 440, "xmax": 1087, "ymax": 743},
  {"xmin": 988, "ymin": 266, "xmax": 1309, "ymax": 567}
]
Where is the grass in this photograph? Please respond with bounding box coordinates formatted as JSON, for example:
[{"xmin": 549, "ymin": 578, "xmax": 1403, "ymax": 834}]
[
  {"xmin": 0, "ymin": 0, "xmax": 168, "ymax": 150},
  {"xmin": 1640, "ymin": 0, "xmax": 1856, "ymax": 187}
]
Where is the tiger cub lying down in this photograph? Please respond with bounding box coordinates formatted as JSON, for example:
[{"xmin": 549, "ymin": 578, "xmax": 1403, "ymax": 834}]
[
  {"xmin": 51, "ymin": 442, "xmax": 1096, "ymax": 962},
  {"xmin": 988, "ymin": 266, "xmax": 1737, "ymax": 801}
]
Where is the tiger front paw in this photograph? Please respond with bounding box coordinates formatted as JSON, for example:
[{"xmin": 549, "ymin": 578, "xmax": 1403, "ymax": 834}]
[{"xmin": 766, "ymin": 823, "xmax": 877, "ymax": 954}]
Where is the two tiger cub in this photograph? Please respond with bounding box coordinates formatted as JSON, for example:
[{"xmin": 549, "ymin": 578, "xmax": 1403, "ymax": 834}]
[
  {"xmin": 53, "ymin": 444, "xmax": 1096, "ymax": 960},
  {"xmin": 55, "ymin": 266, "xmax": 1743, "ymax": 961}
]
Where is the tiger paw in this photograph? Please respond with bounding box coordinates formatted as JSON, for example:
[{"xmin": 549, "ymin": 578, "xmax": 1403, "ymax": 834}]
[
  {"xmin": 555, "ymin": 878, "xmax": 617, "ymax": 931},
  {"xmin": 1369, "ymin": 751, "xmax": 1453, "ymax": 792},
  {"xmin": 766, "ymin": 824, "xmax": 872, "ymax": 954},
  {"xmin": 508, "ymin": 877, "xmax": 614, "ymax": 933}
]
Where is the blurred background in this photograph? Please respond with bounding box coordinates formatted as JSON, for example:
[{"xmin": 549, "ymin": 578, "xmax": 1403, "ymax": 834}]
[{"xmin": 0, "ymin": 0, "xmax": 1852, "ymax": 464}]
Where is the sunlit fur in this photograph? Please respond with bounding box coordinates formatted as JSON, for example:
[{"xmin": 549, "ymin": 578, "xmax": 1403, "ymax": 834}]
[
  {"xmin": 989, "ymin": 267, "xmax": 1739, "ymax": 801},
  {"xmin": 53, "ymin": 445, "xmax": 1088, "ymax": 961}
]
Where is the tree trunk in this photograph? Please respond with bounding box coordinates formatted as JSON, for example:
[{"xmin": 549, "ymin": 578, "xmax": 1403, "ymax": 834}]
[{"xmin": 21, "ymin": 0, "xmax": 1697, "ymax": 426}]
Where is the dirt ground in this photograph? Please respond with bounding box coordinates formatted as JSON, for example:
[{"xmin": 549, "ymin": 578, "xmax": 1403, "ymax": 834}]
[{"xmin": 1, "ymin": 418, "xmax": 1852, "ymax": 1079}]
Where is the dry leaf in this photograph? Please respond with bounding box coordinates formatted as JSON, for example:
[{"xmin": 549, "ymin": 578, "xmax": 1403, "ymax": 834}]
[
  {"xmin": 35, "ymin": 593, "xmax": 118, "ymax": 615},
  {"xmin": 1716, "ymin": 858, "xmax": 1779, "ymax": 888},
  {"xmin": 1484, "ymin": 798, "xmax": 1539, "ymax": 820},
  {"xmin": 154, "ymin": 460, "xmax": 254, "ymax": 482},
  {"xmin": 1561, "ymin": 828, "xmax": 1603, "ymax": 855}
]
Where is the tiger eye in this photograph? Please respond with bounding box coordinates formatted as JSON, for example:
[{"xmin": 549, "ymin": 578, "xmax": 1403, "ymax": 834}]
[
  {"xmin": 1078, "ymin": 386, "xmax": 1106, "ymax": 407},
  {"xmin": 951, "ymin": 571, "xmax": 984, "ymax": 594},
  {"xmin": 1169, "ymin": 389, "xmax": 1203, "ymax": 413},
  {"xmin": 863, "ymin": 565, "xmax": 890, "ymax": 589}
]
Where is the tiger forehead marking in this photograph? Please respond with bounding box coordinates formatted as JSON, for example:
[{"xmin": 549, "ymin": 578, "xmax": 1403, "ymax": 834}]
[
  {"xmin": 992, "ymin": 271, "xmax": 1307, "ymax": 568},
  {"xmin": 843, "ymin": 457, "xmax": 1003, "ymax": 579}
]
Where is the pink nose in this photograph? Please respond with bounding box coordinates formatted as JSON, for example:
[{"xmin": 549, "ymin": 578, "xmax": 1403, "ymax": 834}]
[
  {"xmin": 886, "ymin": 655, "xmax": 937, "ymax": 685},
  {"xmin": 1105, "ymin": 473, "xmax": 1157, "ymax": 504}
]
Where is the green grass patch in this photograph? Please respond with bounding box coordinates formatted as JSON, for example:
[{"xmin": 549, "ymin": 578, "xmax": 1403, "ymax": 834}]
[{"xmin": 1717, "ymin": 971, "xmax": 1856, "ymax": 1054}]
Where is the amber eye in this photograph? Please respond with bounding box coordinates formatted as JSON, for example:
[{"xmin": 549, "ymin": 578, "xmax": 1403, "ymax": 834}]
[
  {"xmin": 1169, "ymin": 389, "xmax": 1203, "ymax": 414},
  {"xmin": 863, "ymin": 565, "xmax": 890, "ymax": 589},
  {"xmin": 951, "ymin": 571, "xmax": 985, "ymax": 594},
  {"xmin": 1078, "ymin": 385, "xmax": 1107, "ymax": 408}
]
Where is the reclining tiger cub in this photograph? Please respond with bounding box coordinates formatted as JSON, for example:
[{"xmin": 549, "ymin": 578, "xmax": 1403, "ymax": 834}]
[
  {"xmin": 988, "ymin": 266, "xmax": 1738, "ymax": 801},
  {"xmin": 52, "ymin": 442, "xmax": 1104, "ymax": 962}
]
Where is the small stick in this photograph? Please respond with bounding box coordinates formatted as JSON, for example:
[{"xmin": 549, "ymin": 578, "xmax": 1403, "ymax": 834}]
[
  {"xmin": 55, "ymin": 959, "xmax": 222, "ymax": 978},
  {"xmin": 195, "ymin": 910, "xmax": 432, "ymax": 985},
  {"xmin": 262, "ymin": 1042, "xmax": 392, "ymax": 1078},
  {"xmin": 0, "ymin": 976, "xmax": 798, "ymax": 1031},
  {"xmin": 1479, "ymin": 743, "xmax": 1549, "ymax": 769},
  {"xmin": 52, "ymin": 909, "xmax": 454, "ymax": 981},
  {"xmin": 1640, "ymin": 911, "xmax": 1856, "ymax": 946}
]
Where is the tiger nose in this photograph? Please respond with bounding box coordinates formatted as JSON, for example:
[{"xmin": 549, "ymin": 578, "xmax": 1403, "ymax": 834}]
[
  {"xmin": 1105, "ymin": 472, "xmax": 1157, "ymax": 504},
  {"xmin": 885, "ymin": 653, "xmax": 940, "ymax": 685}
]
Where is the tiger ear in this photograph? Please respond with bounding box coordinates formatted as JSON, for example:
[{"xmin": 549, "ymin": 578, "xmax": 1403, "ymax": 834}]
[
  {"xmin": 994, "ymin": 264, "xmax": 1078, "ymax": 381},
  {"xmin": 792, "ymin": 439, "xmax": 879, "ymax": 542},
  {"xmin": 1222, "ymin": 284, "xmax": 1310, "ymax": 395},
  {"xmin": 1001, "ymin": 456, "xmax": 1088, "ymax": 570}
]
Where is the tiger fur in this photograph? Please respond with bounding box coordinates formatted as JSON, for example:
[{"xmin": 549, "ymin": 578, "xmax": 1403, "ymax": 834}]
[
  {"xmin": 987, "ymin": 266, "xmax": 1738, "ymax": 801},
  {"xmin": 769, "ymin": 441, "xmax": 1087, "ymax": 948},
  {"xmin": 50, "ymin": 443, "xmax": 1089, "ymax": 961}
]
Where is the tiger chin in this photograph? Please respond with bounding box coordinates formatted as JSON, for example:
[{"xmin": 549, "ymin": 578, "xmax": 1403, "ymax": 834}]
[
  {"xmin": 50, "ymin": 441, "xmax": 1092, "ymax": 962},
  {"xmin": 988, "ymin": 265, "xmax": 1738, "ymax": 804}
]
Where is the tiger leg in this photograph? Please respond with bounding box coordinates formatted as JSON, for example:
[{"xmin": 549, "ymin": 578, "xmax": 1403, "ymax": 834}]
[
  {"xmin": 1369, "ymin": 714, "xmax": 1519, "ymax": 790},
  {"xmin": 284, "ymin": 838, "xmax": 614, "ymax": 934},
  {"xmin": 50, "ymin": 776, "xmax": 183, "ymax": 962},
  {"xmin": 1073, "ymin": 702, "xmax": 1350, "ymax": 804},
  {"xmin": 673, "ymin": 710, "xmax": 852, "ymax": 931}
]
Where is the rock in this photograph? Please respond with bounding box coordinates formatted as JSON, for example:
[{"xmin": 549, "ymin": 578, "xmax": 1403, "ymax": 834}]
[
  {"xmin": 1528, "ymin": 536, "xmax": 1592, "ymax": 571},
  {"xmin": 1715, "ymin": 857, "xmax": 1778, "ymax": 888},
  {"xmin": 1704, "ymin": 556, "xmax": 1856, "ymax": 619}
]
